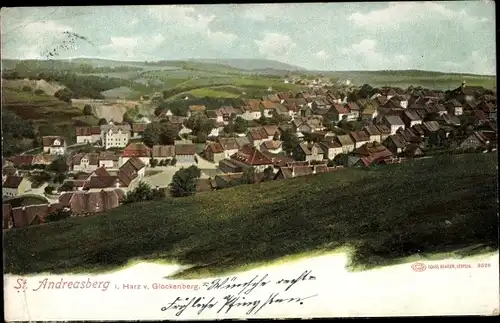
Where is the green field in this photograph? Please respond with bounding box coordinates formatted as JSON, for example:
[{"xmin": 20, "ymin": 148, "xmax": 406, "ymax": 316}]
[
  {"xmin": 161, "ymin": 75, "xmax": 304, "ymax": 101},
  {"xmin": 185, "ymin": 88, "xmax": 240, "ymax": 98},
  {"xmin": 71, "ymin": 115, "xmax": 100, "ymax": 126},
  {"xmin": 312, "ymin": 70, "xmax": 496, "ymax": 90},
  {"xmin": 2, "ymin": 88, "xmax": 61, "ymax": 103},
  {"xmin": 4, "ymin": 153, "xmax": 497, "ymax": 277}
]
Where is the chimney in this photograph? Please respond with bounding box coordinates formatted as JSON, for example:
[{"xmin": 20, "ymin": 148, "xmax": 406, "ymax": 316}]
[
  {"xmin": 115, "ymin": 179, "xmax": 120, "ymax": 188},
  {"xmin": 313, "ymin": 166, "xmax": 317, "ymax": 174}
]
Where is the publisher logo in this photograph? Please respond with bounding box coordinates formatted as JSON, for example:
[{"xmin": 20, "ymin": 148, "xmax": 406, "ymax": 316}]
[{"xmin": 411, "ymin": 262, "xmax": 427, "ymax": 272}]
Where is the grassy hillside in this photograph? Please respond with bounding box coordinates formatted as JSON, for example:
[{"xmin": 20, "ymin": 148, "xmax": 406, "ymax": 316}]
[
  {"xmin": 1, "ymin": 87, "xmax": 81, "ymax": 149},
  {"xmin": 304, "ymin": 70, "xmax": 496, "ymax": 90},
  {"xmin": 2, "ymin": 88, "xmax": 80, "ymax": 123},
  {"xmin": 4, "ymin": 58, "xmax": 495, "ymax": 99},
  {"xmin": 189, "ymin": 58, "xmax": 306, "ymax": 71},
  {"xmin": 4, "ymin": 153, "xmax": 497, "ymax": 277},
  {"xmin": 162, "ymin": 75, "xmax": 303, "ymax": 101}
]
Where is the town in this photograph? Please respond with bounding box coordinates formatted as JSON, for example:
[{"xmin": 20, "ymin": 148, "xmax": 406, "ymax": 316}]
[{"xmin": 2, "ymin": 79, "xmax": 497, "ymax": 229}]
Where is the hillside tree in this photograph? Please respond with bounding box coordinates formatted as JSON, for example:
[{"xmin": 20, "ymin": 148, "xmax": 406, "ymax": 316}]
[
  {"xmin": 83, "ymin": 104, "xmax": 93, "ymax": 116},
  {"xmin": 242, "ymin": 167, "xmax": 257, "ymax": 184},
  {"xmin": 233, "ymin": 117, "xmax": 248, "ymax": 133},
  {"xmin": 98, "ymin": 118, "xmax": 108, "ymax": 126},
  {"xmin": 169, "ymin": 165, "xmax": 202, "ymax": 197},
  {"xmin": 142, "ymin": 122, "xmax": 178, "ymax": 147},
  {"xmin": 185, "ymin": 114, "xmax": 216, "ymax": 136},
  {"xmin": 54, "ymin": 88, "xmax": 73, "ymax": 103},
  {"xmin": 263, "ymin": 166, "xmax": 275, "ymax": 182},
  {"xmin": 48, "ymin": 156, "xmax": 69, "ymax": 173},
  {"xmin": 281, "ymin": 130, "xmax": 300, "ymax": 157},
  {"xmin": 358, "ymin": 84, "xmax": 374, "ymax": 99}
]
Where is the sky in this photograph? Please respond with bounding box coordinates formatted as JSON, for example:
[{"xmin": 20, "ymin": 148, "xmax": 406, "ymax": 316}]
[{"xmin": 0, "ymin": 2, "xmax": 496, "ymax": 75}]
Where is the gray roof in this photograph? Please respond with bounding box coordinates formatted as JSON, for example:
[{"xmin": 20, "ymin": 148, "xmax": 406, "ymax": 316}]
[
  {"xmin": 101, "ymin": 123, "xmax": 131, "ymax": 131},
  {"xmin": 404, "ymin": 110, "xmax": 422, "ymax": 121},
  {"xmin": 384, "ymin": 115, "xmax": 405, "ymax": 126},
  {"xmin": 423, "ymin": 121, "xmax": 440, "ymax": 132},
  {"xmin": 388, "ymin": 134, "xmax": 407, "ymax": 148},
  {"xmin": 337, "ymin": 134, "xmax": 354, "ymax": 146}
]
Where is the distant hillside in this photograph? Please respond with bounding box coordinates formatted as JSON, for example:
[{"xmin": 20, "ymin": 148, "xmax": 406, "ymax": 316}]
[
  {"xmin": 188, "ymin": 58, "xmax": 306, "ymax": 71},
  {"xmin": 4, "ymin": 153, "xmax": 497, "ymax": 277}
]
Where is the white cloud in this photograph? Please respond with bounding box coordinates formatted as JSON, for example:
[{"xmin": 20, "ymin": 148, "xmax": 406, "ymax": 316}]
[
  {"xmin": 348, "ymin": 2, "xmax": 489, "ymax": 28},
  {"xmin": 2, "ymin": 20, "xmax": 74, "ymax": 58},
  {"xmin": 254, "ymin": 32, "xmax": 297, "ymax": 60},
  {"xmin": 99, "ymin": 34, "xmax": 165, "ymax": 60},
  {"xmin": 443, "ymin": 51, "xmax": 495, "ymax": 75},
  {"xmin": 100, "ymin": 36, "xmax": 140, "ymax": 59},
  {"xmin": 314, "ymin": 50, "xmax": 330, "ymax": 60},
  {"xmin": 207, "ymin": 30, "xmax": 237, "ymax": 45},
  {"xmin": 341, "ymin": 39, "xmax": 408, "ymax": 70},
  {"xmin": 148, "ymin": 5, "xmax": 237, "ymax": 45},
  {"xmin": 148, "ymin": 6, "xmax": 211, "ymax": 31},
  {"xmin": 150, "ymin": 34, "xmax": 165, "ymax": 47},
  {"xmin": 24, "ymin": 20, "xmax": 73, "ymax": 35},
  {"xmin": 242, "ymin": 4, "xmax": 282, "ymax": 21}
]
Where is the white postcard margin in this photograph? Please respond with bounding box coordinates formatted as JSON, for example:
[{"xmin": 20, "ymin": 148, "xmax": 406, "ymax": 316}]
[{"xmin": 4, "ymin": 252, "xmax": 500, "ymax": 320}]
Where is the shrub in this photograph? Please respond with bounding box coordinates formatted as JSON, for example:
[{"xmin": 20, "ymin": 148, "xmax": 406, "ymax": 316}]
[
  {"xmin": 169, "ymin": 165, "xmax": 201, "ymax": 197},
  {"xmin": 22, "ymin": 86, "xmax": 32, "ymax": 92},
  {"xmin": 34, "ymin": 89, "xmax": 45, "ymax": 95},
  {"xmin": 44, "ymin": 209, "xmax": 72, "ymax": 223},
  {"xmin": 59, "ymin": 182, "xmax": 74, "ymax": 192},
  {"xmin": 83, "ymin": 105, "xmax": 93, "ymax": 116},
  {"xmin": 44, "ymin": 186, "xmax": 54, "ymax": 195},
  {"xmin": 123, "ymin": 181, "xmax": 164, "ymax": 204}
]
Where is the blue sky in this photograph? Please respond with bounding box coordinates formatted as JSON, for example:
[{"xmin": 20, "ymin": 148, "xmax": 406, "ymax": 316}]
[{"xmin": 0, "ymin": 2, "xmax": 496, "ymax": 74}]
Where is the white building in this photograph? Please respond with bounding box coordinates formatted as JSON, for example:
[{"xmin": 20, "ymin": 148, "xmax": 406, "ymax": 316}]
[
  {"xmin": 240, "ymin": 108, "xmax": 262, "ymax": 121},
  {"xmin": 42, "ymin": 136, "xmax": 67, "ymax": 155},
  {"xmin": 72, "ymin": 153, "xmax": 99, "ymax": 172},
  {"xmin": 2, "ymin": 176, "xmax": 31, "ymax": 197},
  {"xmin": 100, "ymin": 123, "xmax": 131, "ymax": 150}
]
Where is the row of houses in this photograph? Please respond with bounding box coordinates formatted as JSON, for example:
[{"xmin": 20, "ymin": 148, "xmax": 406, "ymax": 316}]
[
  {"xmin": 2, "ymin": 155, "xmax": 147, "ymax": 199},
  {"xmin": 2, "ymin": 188, "xmax": 126, "ymax": 229},
  {"xmin": 69, "ymin": 141, "xmax": 197, "ymax": 172},
  {"xmin": 68, "ymin": 156, "xmax": 146, "ymax": 193},
  {"xmin": 5, "ymin": 139, "xmax": 198, "ymax": 174},
  {"xmin": 68, "ymin": 83, "xmax": 495, "ymax": 157}
]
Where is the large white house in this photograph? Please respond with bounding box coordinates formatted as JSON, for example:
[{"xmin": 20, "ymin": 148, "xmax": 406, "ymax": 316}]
[{"xmin": 100, "ymin": 123, "xmax": 131, "ymax": 150}]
